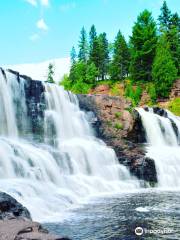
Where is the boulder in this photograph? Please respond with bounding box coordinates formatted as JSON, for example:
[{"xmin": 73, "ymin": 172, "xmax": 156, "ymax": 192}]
[{"xmin": 0, "ymin": 192, "xmax": 70, "ymax": 240}]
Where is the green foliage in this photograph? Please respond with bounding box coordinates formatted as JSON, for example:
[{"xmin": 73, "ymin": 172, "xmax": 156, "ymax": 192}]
[
  {"xmin": 71, "ymin": 81, "xmax": 92, "ymax": 94},
  {"xmin": 130, "ymin": 10, "xmax": 157, "ymax": 82},
  {"xmin": 110, "ymin": 31, "xmax": 130, "ymax": 81},
  {"xmin": 152, "ymin": 34, "xmax": 177, "ymax": 97},
  {"xmin": 78, "ymin": 27, "xmax": 88, "ymax": 62},
  {"xmin": 66, "ymin": 2, "xmax": 178, "ymax": 101},
  {"xmin": 60, "ymin": 74, "xmax": 72, "ymax": 90},
  {"xmin": 61, "ymin": 61, "xmax": 98, "ymax": 94},
  {"xmin": 89, "ymin": 25, "xmax": 97, "ymax": 53},
  {"xmin": 85, "ymin": 62, "xmax": 99, "ymax": 85},
  {"xmin": 114, "ymin": 122, "xmax": 123, "ymax": 130},
  {"xmin": 47, "ymin": 63, "xmax": 55, "ymax": 83},
  {"xmin": 125, "ymin": 81, "xmax": 142, "ymax": 106},
  {"xmin": 166, "ymin": 26, "xmax": 180, "ymax": 75},
  {"xmin": 158, "ymin": 0, "xmax": 172, "ymax": 31},
  {"xmin": 158, "ymin": 1, "xmax": 180, "ymax": 75},
  {"xmin": 110, "ymin": 84, "xmax": 120, "ymax": 96},
  {"xmin": 70, "ymin": 46, "xmax": 77, "ymax": 65},
  {"xmin": 98, "ymin": 32, "xmax": 109, "ymax": 80},
  {"xmin": 147, "ymin": 83, "xmax": 157, "ymax": 103},
  {"xmin": 168, "ymin": 98, "xmax": 180, "ymax": 116},
  {"xmin": 115, "ymin": 112, "xmax": 122, "ymax": 118}
]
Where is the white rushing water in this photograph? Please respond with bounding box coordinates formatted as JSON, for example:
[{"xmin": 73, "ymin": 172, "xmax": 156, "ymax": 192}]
[
  {"xmin": 0, "ymin": 69, "xmax": 140, "ymax": 222},
  {"xmin": 137, "ymin": 108, "xmax": 180, "ymax": 188}
]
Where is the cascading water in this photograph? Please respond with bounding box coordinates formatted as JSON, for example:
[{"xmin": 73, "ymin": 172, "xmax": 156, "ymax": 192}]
[
  {"xmin": 137, "ymin": 108, "xmax": 180, "ymax": 188},
  {"xmin": 0, "ymin": 68, "xmax": 140, "ymax": 222}
]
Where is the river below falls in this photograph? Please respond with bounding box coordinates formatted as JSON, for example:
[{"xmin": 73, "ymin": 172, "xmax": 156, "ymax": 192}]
[{"xmin": 43, "ymin": 189, "xmax": 180, "ymax": 240}]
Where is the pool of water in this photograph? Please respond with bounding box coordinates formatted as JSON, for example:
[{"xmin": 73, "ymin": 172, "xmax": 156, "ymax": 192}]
[{"xmin": 43, "ymin": 189, "xmax": 180, "ymax": 240}]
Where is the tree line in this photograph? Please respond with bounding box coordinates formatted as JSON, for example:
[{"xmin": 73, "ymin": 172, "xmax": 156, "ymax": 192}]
[{"xmin": 61, "ymin": 1, "xmax": 180, "ymax": 99}]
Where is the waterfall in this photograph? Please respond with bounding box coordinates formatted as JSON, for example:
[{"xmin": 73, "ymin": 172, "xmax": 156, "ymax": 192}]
[
  {"xmin": 137, "ymin": 108, "xmax": 180, "ymax": 188},
  {"xmin": 0, "ymin": 69, "xmax": 140, "ymax": 222}
]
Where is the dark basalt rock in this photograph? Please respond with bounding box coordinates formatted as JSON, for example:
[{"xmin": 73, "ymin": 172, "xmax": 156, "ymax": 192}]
[
  {"xmin": 8, "ymin": 69, "xmax": 46, "ymax": 140},
  {"xmin": 152, "ymin": 107, "xmax": 168, "ymax": 117},
  {"xmin": 130, "ymin": 157, "xmax": 158, "ymax": 184},
  {"xmin": 127, "ymin": 109, "xmax": 146, "ymax": 143},
  {"xmin": 0, "ymin": 192, "xmax": 31, "ymax": 220}
]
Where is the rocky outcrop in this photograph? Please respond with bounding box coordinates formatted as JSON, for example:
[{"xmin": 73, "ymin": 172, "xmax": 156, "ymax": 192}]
[
  {"xmin": 77, "ymin": 94, "xmax": 157, "ymax": 185},
  {"xmin": 170, "ymin": 79, "xmax": 180, "ymax": 99},
  {"xmin": 0, "ymin": 192, "xmax": 70, "ymax": 240},
  {"xmin": 8, "ymin": 69, "xmax": 46, "ymax": 139},
  {"xmin": 0, "ymin": 192, "xmax": 31, "ymax": 220}
]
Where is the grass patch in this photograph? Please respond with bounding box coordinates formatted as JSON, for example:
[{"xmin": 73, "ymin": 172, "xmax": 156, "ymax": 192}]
[
  {"xmin": 115, "ymin": 112, "xmax": 122, "ymax": 118},
  {"xmin": 168, "ymin": 98, "xmax": 180, "ymax": 116},
  {"xmin": 114, "ymin": 122, "xmax": 123, "ymax": 130}
]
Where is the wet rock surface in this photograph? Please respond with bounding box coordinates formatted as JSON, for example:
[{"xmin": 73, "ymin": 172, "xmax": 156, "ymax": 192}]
[
  {"xmin": 0, "ymin": 192, "xmax": 70, "ymax": 240},
  {"xmin": 77, "ymin": 94, "xmax": 157, "ymax": 184}
]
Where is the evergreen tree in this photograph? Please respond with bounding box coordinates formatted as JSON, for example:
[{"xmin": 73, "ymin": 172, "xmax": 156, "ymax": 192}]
[
  {"xmin": 152, "ymin": 34, "xmax": 177, "ymax": 98},
  {"xmin": 166, "ymin": 27, "xmax": 180, "ymax": 74},
  {"xmin": 158, "ymin": 0, "xmax": 172, "ymax": 32},
  {"xmin": 110, "ymin": 30, "xmax": 130, "ymax": 81},
  {"xmin": 130, "ymin": 10, "xmax": 157, "ymax": 82},
  {"xmin": 89, "ymin": 37, "xmax": 101, "ymax": 74},
  {"xmin": 70, "ymin": 46, "xmax": 77, "ymax": 65},
  {"xmin": 47, "ymin": 63, "xmax": 55, "ymax": 83},
  {"xmin": 86, "ymin": 62, "xmax": 99, "ymax": 85},
  {"xmin": 170, "ymin": 13, "xmax": 180, "ymax": 31},
  {"xmin": 98, "ymin": 32, "xmax": 109, "ymax": 80},
  {"xmin": 78, "ymin": 27, "xmax": 88, "ymax": 62},
  {"xmin": 89, "ymin": 25, "xmax": 97, "ymax": 54}
]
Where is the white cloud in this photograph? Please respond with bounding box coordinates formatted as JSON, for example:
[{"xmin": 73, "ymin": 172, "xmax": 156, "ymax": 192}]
[
  {"xmin": 25, "ymin": 0, "xmax": 37, "ymax": 7},
  {"xmin": 5, "ymin": 57, "xmax": 71, "ymax": 82},
  {"xmin": 36, "ymin": 18, "xmax": 48, "ymax": 31},
  {"xmin": 40, "ymin": 0, "xmax": 49, "ymax": 7},
  {"xmin": 25, "ymin": 0, "xmax": 49, "ymax": 7},
  {"xmin": 60, "ymin": 2, "xmax": 76, "ymax": 12},
  {"xmin": 30, "ymin": 33, "xmax": 40, "ymax": 41}
]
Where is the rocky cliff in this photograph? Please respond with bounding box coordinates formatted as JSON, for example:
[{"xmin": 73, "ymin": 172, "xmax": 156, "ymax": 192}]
[{"xmin": 77, "ymin": 94, "xmax": 157, "ymax": 185}]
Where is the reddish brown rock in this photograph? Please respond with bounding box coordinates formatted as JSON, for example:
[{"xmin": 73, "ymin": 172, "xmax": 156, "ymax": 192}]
[
  {"xmin": 170, "ymin": 79, "xmax": 180, "ymax": 99},
  {"xmin": 77, "ymin": 94, "xmax": 157, "ymax": 184}
]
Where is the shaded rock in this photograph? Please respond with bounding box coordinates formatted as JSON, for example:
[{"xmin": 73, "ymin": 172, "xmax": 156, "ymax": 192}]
[
  {"xmin": 0, "ymin": 192, "xmax": 31, "ymax": 220},
  {"xmin": 0, "ymin": 192, "xmax": 71, "ymax": 240}
]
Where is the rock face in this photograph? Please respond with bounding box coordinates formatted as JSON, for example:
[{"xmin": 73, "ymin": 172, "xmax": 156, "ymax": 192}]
[
  {"xmin": 170, "ymin": 79, "xmax": 180, "ymax": 99},
  {"xmin": 77, "ymin": 94, "xmax": 157, "ymax": 185},
  {"xmin": 0, "ymin": 192, "xmax": 70, "ymax": 240},
  {"xmin": 8, "ymin": 69, "xmax": 46, "ymax": 139},
  {"xmin": 0, "ymin": 192, "xmax": 31, "ymax": 220}
]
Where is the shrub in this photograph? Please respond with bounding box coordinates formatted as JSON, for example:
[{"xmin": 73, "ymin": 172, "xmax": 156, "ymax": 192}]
[
  {"xmin": 168, "ymin": 98, "xmax": 180, "ymax": 116},
  {"xmin": 114, "ymin": 122, "xmax": 123, "ymax": 130},
  {"xmin": 115, "ymin": 112, "xmax": 122, "ymax": 118}
]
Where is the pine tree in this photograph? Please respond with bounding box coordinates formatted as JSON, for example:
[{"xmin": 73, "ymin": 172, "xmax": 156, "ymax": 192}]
[
  {"xmin": 158, "ymin": 0, "xmax": 172, "ymax": 32},
  {"xmin": 78, "ymin": 27, "xmax": 88, "ymax": 62},
  {"xmin": 130, "ymin": 10, "xmax": 157, "ymax": 82},
  {"xmin": 98, "ymin": 32, "xmax": 109, "ymax": 80},
  {"xmin": 167, "ymin": 27, "xmax": 180, "ymax": 74},
  {"xmin": 89, "ymin": 25, "xmax": 97, "ymax": 55},
  {"xmin": 152, "ymin": 34, "xmax": 177, "ymax": 98},
  {"xmin": 170, "ymin": 13, "xmax": 180, "ymax": 31},
  {"xmin": 47, "ymin": 63, "xmax": 55, "ymax": 83},
  {"xmin": 70, "ymin": 46, "xmax": 77, "ymax": 65},
  {"xmin": 110, "ymin": 30, "xmax": 130, "ymax": 81}
]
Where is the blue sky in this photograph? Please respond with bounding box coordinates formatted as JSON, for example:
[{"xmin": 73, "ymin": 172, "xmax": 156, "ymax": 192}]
[{"xmin": 0, "ymin": 0, "xmax": 179, "ymax": 65}]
